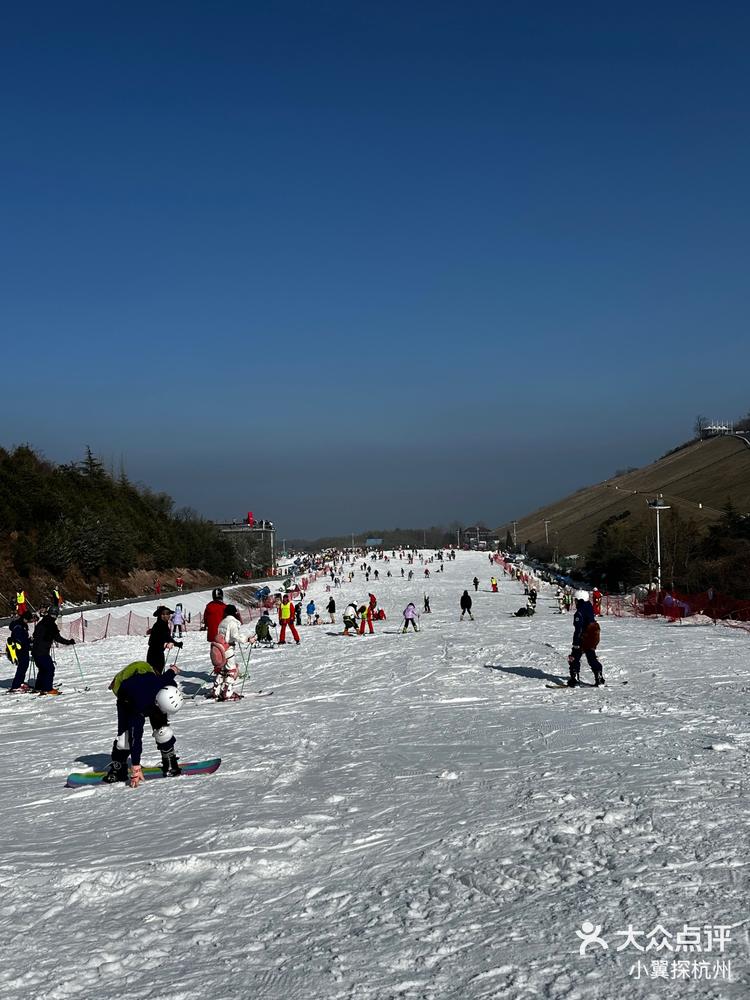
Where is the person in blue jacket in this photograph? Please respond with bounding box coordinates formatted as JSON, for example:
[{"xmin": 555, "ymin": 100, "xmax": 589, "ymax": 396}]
[
  {"xmin": 568, "ymin": 591, "xmax": 605, "ymax": 687},
  {"xmin": 7, "ymin": 610, "xmax": 35, "ymax": 691},
  {"xmin": 103, "ymin": 661, "xmax": 184, "ymax": 786}
]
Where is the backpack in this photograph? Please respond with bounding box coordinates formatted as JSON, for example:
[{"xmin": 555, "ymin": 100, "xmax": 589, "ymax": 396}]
[
  {"xmin": 210, "ymin": 635, "xmax": 231, "ymax": 668},
  {"xmin": 255, "ymin": 619, "xmax": 271, "ymax": 641},
  {"xmin": 582, "ymin": 621, "xmax": 601, "ymax": 650}
]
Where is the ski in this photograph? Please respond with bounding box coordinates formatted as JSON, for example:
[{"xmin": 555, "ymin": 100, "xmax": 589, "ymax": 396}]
[{"xmin": 66, "ymin": 757, "xmax": 222, "ymax": 787}]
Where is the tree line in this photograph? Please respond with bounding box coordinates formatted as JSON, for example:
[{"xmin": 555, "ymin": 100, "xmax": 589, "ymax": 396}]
[{"xmin": 1, "ymin": 445, "xmax": 239, "ymax": 589}]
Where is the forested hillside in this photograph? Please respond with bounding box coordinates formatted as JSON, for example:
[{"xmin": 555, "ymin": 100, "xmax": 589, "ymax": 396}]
[{"xmin": 0, "ymin": 446, "xmax": 238, "ymax": 609}]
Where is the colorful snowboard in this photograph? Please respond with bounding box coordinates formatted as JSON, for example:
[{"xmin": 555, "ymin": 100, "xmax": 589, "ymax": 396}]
[{"xmin": 65, "ymin": 757, "xmax": 221, "ymax": 787}]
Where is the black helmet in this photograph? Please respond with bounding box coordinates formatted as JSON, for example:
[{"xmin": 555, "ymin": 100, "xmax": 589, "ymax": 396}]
[
  {"xmin": 212, "ymin": 588, "xmax": 224, "ymax": 601},
  {"xmin": 48, "ymin": 607, "xmax": 60, "ymax": 619},
  {"xmin": 223, "ymin": 604, "xmax": 238, "ymax": 619}
]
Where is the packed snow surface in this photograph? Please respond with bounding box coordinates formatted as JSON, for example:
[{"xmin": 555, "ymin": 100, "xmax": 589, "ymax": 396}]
[{"xmin": 1, "ymin": 553, "xmax": 748, "ymax": 999}]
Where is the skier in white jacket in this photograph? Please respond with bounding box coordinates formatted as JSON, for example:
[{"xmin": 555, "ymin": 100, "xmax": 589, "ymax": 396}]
[{"xmin": 212, "ymin": 605, "xmax": 255, "ymax": 701}]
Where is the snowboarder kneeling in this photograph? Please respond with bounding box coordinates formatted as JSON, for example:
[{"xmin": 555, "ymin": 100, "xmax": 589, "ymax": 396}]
[
  {"xmin": 104, "ymin": 661, "xmax": 184, "ymax": 786},
  {"xmin": 568, "ymin": 590, "xmax": 605, "ymax": 687},
  {"xmin": 513, "ymin": 604, "xmax": 535, "ymax": 617}
]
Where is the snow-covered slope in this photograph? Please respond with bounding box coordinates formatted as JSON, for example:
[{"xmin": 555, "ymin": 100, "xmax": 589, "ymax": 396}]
[{"xmin": 1, "ymin": 553, "xmax": 747, "ymax": 999}]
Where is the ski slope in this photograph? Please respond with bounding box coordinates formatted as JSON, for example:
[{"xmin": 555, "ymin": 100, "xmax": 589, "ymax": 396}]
[{"xmin": 1, "ymin": 552, "xmax": 748, "ymax": 999}]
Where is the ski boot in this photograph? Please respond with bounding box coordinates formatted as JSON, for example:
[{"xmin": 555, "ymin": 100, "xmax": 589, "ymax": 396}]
[
  {"xmin": 102, "ymin": 759, "xmax": 128, "ymax": 783},
  {"xmin": 594, "ymin": 670, "xmax": 605, "ymax": 687},
  {"xmin": 160, "ymin": 749, "xmax": 182, "ymax": 777}
]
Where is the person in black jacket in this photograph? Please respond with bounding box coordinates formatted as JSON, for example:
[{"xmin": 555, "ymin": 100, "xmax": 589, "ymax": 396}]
[
  {"xmin": 460, "ymin": 591, "xmax": 474, "ymax": 620},
  {"xmin": 31, "ymin": 607, "xmax": 75, "ymax": 694},
  {"xmin": 147, "ymin": 606, "xmax": 181, "ymax": 674},
  {"xmin": 568, "ymin": 590, "xmax": 604, "ymax": 687},
  {"xmin": 7, "ymin": 610, "xmax": 35, "ymax": 691}
]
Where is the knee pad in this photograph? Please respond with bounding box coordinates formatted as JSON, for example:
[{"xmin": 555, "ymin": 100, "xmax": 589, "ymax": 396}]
[{"xmin": 152, "ymin": 725, "xmax": 175, "ymax": 751}]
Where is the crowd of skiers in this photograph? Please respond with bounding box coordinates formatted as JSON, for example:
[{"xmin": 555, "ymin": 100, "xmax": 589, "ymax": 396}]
[{"xmin": 5, "ymin": 548, "xmax": 606, "ymax": 787}]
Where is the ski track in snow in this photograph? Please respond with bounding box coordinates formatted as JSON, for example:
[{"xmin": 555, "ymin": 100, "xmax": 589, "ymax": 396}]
[{"xmin": 1, "ymin": 553, "xmax": 749, "ymax": 999}]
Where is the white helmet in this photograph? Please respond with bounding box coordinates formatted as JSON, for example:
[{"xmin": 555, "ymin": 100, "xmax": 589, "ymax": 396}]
[
  {"xmin": 155, "ymin": 685, "xmax": 184, "ymax": 715},
  {"xmin": 574, "ymin": 590, "xmax": 590, "ymax": 602}
]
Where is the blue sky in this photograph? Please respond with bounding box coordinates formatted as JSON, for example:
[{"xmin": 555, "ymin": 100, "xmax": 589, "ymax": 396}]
[{"xmin": 2, "ymin": 2, "xmax": 749, "ymax": 538}]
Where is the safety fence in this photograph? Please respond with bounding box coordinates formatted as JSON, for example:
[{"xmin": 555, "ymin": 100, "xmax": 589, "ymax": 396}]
[
  {"xmin": 632, "ymin": 588, "xmax": 750, "ymax": 626},
  {"xmin": 0, "ymin": 575, "xmax": 318, "ymax": 648}
]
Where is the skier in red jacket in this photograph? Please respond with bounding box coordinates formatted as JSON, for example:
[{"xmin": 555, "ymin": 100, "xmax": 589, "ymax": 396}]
[{"xmin": 203, "ymin": 588, "xmax": 226, "ymax": 642}]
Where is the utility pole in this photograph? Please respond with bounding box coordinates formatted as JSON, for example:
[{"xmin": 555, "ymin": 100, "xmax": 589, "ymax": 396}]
[
  {"xmin": 456, "ymin": 528, "xmax": 460, "ymax": 549},
  {"xmin": 512, "ymin": 521, "xmax": 517, "ymax": 548},
  {"xmin": 544, "ymin": 520, "xmax": 550, "ymax": 545},
  {"xmin": 648, "ymin": 494, "xmax": 671, "ymax": 591}
]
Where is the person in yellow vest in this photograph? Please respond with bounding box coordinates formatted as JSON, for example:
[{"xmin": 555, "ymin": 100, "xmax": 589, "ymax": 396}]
[
  {"xmin": 16, "ymin": 589, "xmax": 27, "ymax": 615},
  {"xmin": 277, "ymin": 594, "xmax": 300, "ymax": 644},
  {"xmin": 491, "ymin": 576, "xmax": 498, "ymax": 593},
  {"xmin": 51, "ymin": 585, "xmax": 63, "ymax": 611}
]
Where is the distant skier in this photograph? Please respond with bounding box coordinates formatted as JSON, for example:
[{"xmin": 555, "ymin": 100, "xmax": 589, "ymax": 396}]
[
  {"xmin": 473, "ymin": 576, "xmax": 479, "ymax": 591},
  {"xmin": 591, "ymin": 587, "xmax": 603, "ymax": 616},
  {"xmin": 172, "ymin": 603, "xmax": 186, "ymax": 639},
  {"xmin": 32, "ymin": 606, "xmax": 76, "ymax": 694},
  {"xmin": 327, "ymin": 596, "xmax": 336, "ymax": 623},
  {"xmin": 568, "ymin": 590, "xmax": 605, "ymax": 687},
  {"xmin": 103, "ymin": 660, "xmax": 183, "ymax": 785},
  {"xmin": 255, "ymin": 610, "xmax": 277, "ymax": 645},
  {"xmin": 278, "ymin": 594, "xmax": 300, "ymax": 644},
  {"xmin": 402, "ymin": 603, "xmax": 419, "ymax": 633},
  {"xmin": 358, "ymin": 604, "xmax": 374, "ymax": 635},
  {"xmin": 490, "ymin": 576, "xmax": 498, "ymax": 592},
  {"xmin": 423, "ymin": 594, "xmax": 431, "ymax": 614},
  {"xmin": 306, "ymin": 600, "xmax": 316, "ymax": 625},
  {"xmin": 460, "ymin": 590, "xmax": 474, "ymax": 620}
]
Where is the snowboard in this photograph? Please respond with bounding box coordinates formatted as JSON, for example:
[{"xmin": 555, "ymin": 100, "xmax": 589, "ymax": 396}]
[
  {"xmin": 65, "ymin": 757, "xmax": 222, "ymax": 787},
  {"xmin": 545, "ymin": 681, "xmax": 626, "ymax": 690}
]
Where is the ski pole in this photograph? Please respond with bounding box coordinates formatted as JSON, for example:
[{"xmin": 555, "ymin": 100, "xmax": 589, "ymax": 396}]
[
  {"xmin": 72, "ymin": 645, "xmax": 87, "ymax": 682},
  {"xmin": 238, "ymin": 641, "xmax": 251, "ymax": 695}
]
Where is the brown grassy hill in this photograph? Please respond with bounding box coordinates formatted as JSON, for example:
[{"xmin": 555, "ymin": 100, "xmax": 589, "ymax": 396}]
[{"xmin": 500, "ymin": 435, "xmax": 750, "ymax": 558}]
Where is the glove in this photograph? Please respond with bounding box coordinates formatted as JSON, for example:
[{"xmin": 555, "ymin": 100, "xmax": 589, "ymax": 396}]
[
  {"xmin": 69, "ymin": 638, "xmax": 76, "ymax": 645},
  {"xmin": 129, "ymin": 765, "xmax": 144, "ymax": 788},
  {"xmin": 175, "ymin": 641, "xmax": 183, "ymax": 649}
]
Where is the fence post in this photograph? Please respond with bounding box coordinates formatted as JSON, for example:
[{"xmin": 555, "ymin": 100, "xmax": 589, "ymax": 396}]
[
  {"xmin": 104, "ymin": 613, "xmax": 110, "ymax": 639},
  {"xmin": 80, "ymin": 611, "xmax": 85, "ymax": 643},
  {"xmin": 127, "ymin": 610, "xmax": 132, "ymax": 635}
]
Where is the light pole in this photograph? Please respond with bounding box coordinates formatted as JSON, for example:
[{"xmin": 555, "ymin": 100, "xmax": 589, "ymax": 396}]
[
  {"xmin": 544, "ymin": 519, "xmax": 550, "ymax": 545},
  {"xmin": 648, "ymin": 494, "xmax": 671, "ymax": 591}
]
